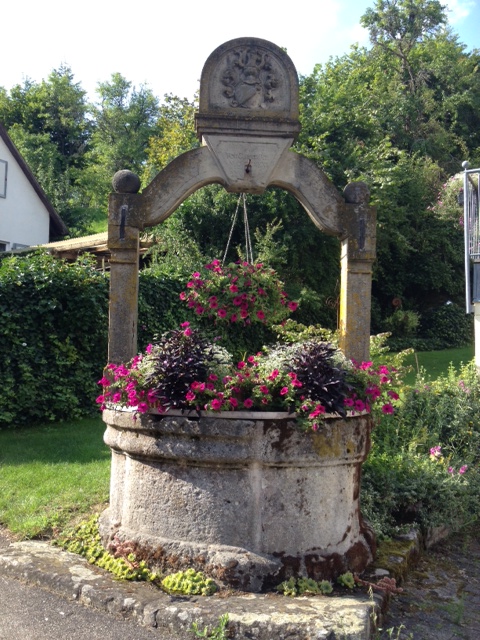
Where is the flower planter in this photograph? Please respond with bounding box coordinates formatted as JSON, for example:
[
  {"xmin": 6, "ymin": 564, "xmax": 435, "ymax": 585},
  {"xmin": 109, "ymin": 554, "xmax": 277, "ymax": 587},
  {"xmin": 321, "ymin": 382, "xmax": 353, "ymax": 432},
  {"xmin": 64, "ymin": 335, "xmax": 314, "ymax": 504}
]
[{"xmin": 100, "ymin": 408, "xmax": 375, "ymax": 592}]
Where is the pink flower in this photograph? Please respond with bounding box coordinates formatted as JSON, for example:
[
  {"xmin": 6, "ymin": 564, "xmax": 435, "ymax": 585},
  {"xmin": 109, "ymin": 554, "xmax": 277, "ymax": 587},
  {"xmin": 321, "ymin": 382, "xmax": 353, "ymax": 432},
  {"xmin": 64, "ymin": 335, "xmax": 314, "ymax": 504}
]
[
  {"xmin": 366, "ymin": 386, "xmax": 381, "ymax": 399},
  {"xmin": 280, "ymin": 387, "xmax": 289, "ymax": 396},
  {"xmin": 448, "ymin": 467, "xmax": 455, "ymax": 474},
  {"xmin": 247, "ymin": 356, "xmax": 257, "ymax": 364},
  {"xmin": 354, "ymin": 399, "xmax": 366, "ymax": 412},
  {"xmin": 430, "ymin": 445, "xmax": 442, "ymax": 458},
  {"xmin": 243, "ymin": 398, "xmax": 254, "ymax": 409},
  {"xmin": 387, "ymin": 390, "xmax": 399, "ymax": 400},
  {"xmin": 218, "ymin": 308, "xmax": 227, "ymax": 318},
  {"xmin": 268, "ymin": 369, "xmax": 279, "ymax": 380},
  {"xmin": 240, "ymin": 309, "xmax": 249, "ymax": 319},
  {"xmin": 137, "ymin": 402, "xmax": 149, "ymax": 413},
  {"xmin": 180, "ymin": 321, "xmax": 190, "ymax": 328},
  {"xmin": 185, "ymin": 391, "xmax": 196, "ymax": 401},
  {"xmin": 195, "ymin": 305, "xmax": 205, "ymax": 315},
  {"xmin": 360, "ymin": 361, "xmax": 373, "ymax": 371},
  {"xmin": 229, "ymin": 284, "xmax": 239, "ymax": 293},
  {"xmin": 192, "ymin": 272, "xmax": 201, "ymax": 278},
  {"xmin": 381, "ymin": 403, "xmax": 394, "ymax": 414},
  {"xmin": 229, "ymin": 398, "xmax": 238, "ymax": 408},
  {"xmin": 230, "ymin": 314, "xmax": 238, "ymax": 323},
  {"xmin": 259, "ymin": 385, "xmax": 269, "ymax": 394},
  {"xmin": 287, "ymin": 301, "xmax": 298, "ymax": 311},
  {"xmin": 179, "ymin": 291, "xmax": 187, "ymax": 300},
  {"xmin": 237, "ymin": 361, "xmax": 246, "ymax": 369},
  {"xmin": 98, "ymin": 377, "xmax": 111, "ymax": 387},
  {"xmin": 211, "ymin": 398, "xmax": 223, "ymax": 410},
  {"xmin": 344, "ymin": 397, "xmax": 355, "ymax": 407},
  {"xmin": 256, "ymin": 310, "xmax": 266, "ymax": 321},
  {"xmin": 459, "ymin": 465, "xmax": 468, "ymax": 475},
  {"xmin": 209, "ymin": 374, "xmax": 218, "ymax": 381},
  {"xmin": 184, "ymin": 327, "xmax": 192, "ymax": 336},
  {"xmin": 112, "ymin": 392, "xmax": 122, "ymax": 403},
  {"xmin": 233, "ymin": 297, "xmax": 243, "ymax": 306}
]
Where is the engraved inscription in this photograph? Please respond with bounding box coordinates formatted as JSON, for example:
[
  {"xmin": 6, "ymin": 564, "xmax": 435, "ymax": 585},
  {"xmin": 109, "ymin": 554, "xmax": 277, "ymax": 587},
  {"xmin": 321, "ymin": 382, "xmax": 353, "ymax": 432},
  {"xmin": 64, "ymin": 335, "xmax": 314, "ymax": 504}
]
[{"xmin": 221, "ymin": 47, "xmax": 280, "ymax": 109}]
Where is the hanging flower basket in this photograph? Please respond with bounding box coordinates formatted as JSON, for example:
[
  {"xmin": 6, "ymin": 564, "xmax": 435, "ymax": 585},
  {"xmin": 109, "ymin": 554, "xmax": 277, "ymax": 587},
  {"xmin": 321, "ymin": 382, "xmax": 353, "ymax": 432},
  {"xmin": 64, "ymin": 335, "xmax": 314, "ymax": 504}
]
[{"xmin": 179, "ymin": 260, "xmax": 298, "ymax": 327}]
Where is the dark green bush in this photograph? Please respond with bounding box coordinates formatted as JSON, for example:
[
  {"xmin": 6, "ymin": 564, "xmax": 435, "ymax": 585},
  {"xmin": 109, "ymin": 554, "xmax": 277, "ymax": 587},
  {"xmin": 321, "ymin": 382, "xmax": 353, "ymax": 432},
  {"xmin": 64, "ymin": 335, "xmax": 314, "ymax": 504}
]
[
  {"xmin": 419, "ymin": 302, "xmax": 473, "ymax": 348},
  {"xmin": 137, "ymin": 269, "xmax": 187, "ymax": 349},
  {"xmin": 0, "ymin": 252, "xmax": 109, "ymax": 427}
]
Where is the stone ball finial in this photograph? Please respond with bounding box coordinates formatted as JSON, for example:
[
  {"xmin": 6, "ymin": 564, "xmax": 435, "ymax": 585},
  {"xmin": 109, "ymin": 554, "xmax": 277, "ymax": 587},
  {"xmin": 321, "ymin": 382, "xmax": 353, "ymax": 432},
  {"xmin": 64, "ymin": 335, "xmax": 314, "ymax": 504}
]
[
  {"xmin": 343, "ymin": 181, "xmax": 370, "ymax": 205},
  {"xmin": 112, "ymin": 170, "xmax": 141, "ymax": 194},
  {"xmin": 462, "ymin": 161, "xmax": 470, "ymax": 170}
]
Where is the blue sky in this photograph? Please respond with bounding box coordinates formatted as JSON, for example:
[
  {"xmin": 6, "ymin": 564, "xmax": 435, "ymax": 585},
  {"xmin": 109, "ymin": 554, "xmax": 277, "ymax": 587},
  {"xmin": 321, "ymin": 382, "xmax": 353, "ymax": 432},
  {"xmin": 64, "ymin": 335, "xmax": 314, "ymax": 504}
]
[{"xmin": 2, "ymin": 0, "xmax": 478, "ymax": 102}]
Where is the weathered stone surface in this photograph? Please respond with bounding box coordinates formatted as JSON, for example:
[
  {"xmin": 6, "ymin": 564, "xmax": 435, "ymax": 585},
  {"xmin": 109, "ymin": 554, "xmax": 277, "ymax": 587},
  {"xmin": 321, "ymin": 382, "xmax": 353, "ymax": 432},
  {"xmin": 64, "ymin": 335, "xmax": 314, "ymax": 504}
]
[
  {"xmin": 100, "ymin": 410, "xmax": 375, "ymax": 591},
  {"xmin": 107, "ymin": 37, "xmax": 376, "ymax": 364},
  {"xmin": 0, "ymin": 538, "xmax": 377, "ymax": 639},
  {"xmin": 112, "ymin": 170, "xmax": 141, "ymax": 194}
]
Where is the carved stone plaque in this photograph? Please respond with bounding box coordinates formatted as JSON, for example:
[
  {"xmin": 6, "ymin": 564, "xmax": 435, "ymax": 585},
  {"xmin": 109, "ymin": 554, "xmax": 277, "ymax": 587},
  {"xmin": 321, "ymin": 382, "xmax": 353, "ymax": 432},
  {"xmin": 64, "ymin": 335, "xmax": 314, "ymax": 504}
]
[{"xmin": 197, "ymin": 37, "xmax": 300, "ymax": 140}]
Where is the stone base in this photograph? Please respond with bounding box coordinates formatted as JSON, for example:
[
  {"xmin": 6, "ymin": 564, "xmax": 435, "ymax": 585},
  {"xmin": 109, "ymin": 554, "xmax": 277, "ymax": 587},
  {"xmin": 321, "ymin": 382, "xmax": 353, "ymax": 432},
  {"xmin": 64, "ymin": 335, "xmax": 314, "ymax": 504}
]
[{"xmin": 101, "ymin": 409, "xmax": 375, "ymax": 592}]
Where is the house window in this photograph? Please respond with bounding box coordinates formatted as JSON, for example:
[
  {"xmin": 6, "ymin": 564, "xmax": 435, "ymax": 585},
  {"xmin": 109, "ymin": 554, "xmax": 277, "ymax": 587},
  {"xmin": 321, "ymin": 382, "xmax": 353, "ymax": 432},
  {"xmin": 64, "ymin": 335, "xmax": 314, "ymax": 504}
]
[
  {"xmin": 0, "ymin": 242, "xmax": 8, "ymax": 252},
  {"xmin": 0, "ymin": 160, "xmax": 6, "ymax": 198}
]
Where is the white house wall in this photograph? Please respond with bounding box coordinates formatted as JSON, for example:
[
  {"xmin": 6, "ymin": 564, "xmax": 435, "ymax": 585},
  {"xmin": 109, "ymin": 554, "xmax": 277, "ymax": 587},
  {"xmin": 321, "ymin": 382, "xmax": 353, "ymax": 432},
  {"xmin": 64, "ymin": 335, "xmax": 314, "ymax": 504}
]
[{"xmin": 0, "ymin": 138, "xmax": 50, "ymax": 250}]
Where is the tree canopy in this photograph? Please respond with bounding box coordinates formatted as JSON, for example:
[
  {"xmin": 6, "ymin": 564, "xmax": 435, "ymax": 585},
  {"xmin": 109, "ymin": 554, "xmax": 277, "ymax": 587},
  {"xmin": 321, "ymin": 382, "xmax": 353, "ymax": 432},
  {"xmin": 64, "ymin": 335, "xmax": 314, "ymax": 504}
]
[{"xmin": 1, "ymin": 0, "xmax": 478, "ymax": 334}]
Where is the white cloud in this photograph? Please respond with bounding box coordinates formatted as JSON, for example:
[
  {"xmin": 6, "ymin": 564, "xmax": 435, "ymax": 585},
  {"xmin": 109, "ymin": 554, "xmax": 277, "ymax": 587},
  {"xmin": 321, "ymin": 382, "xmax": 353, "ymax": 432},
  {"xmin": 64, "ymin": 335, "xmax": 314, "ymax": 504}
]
[{"xmin": 444, "ymin": 0, "xmax": 475, "ymax": 24}]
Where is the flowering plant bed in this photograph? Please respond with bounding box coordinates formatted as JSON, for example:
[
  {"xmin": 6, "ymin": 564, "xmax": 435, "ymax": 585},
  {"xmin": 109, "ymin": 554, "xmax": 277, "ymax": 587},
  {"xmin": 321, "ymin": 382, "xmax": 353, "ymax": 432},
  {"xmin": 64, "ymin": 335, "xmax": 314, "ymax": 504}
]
[{"xmin": 97, "ymin": 323, "xmax": 400, "ymax": 432}]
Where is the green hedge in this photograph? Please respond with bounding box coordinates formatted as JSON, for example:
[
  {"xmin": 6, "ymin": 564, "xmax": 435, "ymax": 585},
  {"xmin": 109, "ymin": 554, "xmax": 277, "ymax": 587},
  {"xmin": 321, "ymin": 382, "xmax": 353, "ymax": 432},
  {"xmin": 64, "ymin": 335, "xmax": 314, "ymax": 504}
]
[
  {"xmin": 0, "ymin": 255, "xmax": 209, "ymax": 428},
  {"xmin": 0, "ymin": 252, "xmax": 109, "ymax": 427}
]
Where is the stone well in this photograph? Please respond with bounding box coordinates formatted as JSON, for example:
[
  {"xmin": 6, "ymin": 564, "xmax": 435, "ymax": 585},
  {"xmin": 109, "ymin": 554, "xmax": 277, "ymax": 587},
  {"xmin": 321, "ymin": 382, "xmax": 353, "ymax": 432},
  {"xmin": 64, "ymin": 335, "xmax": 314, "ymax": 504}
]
[{"xmin": 99, "ymin": 409, "xmax": 375, "ymax": 592}]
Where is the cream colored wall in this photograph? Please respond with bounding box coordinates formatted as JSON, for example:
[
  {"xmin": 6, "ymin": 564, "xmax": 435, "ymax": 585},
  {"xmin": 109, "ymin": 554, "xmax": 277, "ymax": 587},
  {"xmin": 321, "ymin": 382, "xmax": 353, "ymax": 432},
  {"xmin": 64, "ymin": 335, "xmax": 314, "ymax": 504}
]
[{"xmin": 0, "ymin": 138, "xmax": 50, "ymax": 250}]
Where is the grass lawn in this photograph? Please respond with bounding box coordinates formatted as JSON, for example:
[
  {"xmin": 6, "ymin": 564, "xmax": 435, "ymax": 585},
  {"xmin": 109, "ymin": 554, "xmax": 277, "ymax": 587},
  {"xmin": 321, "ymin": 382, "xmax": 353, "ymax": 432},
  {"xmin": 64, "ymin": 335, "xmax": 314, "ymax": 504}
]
[
  {"xmin": 0, "ymin": 416, "xmax": 110, "ymax": 539},
  {"xmin": 0, "ymin": 346, "xmax": 475, "ymax": 541},
  {"xmin": 401, "ymin": 346, "xmax": 474, "ymax": 386}
]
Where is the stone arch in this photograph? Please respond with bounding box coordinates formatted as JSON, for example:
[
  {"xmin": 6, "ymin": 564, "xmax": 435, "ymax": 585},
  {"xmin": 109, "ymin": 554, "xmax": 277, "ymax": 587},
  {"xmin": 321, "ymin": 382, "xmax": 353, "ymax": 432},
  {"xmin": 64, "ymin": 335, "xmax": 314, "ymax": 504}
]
[{"xmin": 107, "ymin": 38, "xmax": 376, "ymax": 366}]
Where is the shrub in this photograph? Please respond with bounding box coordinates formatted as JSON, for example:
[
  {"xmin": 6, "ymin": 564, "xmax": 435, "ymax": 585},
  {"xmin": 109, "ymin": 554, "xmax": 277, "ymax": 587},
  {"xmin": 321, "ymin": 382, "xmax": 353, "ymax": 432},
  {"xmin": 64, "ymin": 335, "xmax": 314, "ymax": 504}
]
[
  {"xmin": 361, "ymin": 360, "xmax": 480, "ymax": 538},
  {"xmin": 384, "ymin": 310, "xmax": 420, "ymax": 338},
  {"xmin": 0, "ymin": 252, "xmax": 109, "ymax": 427},
  {"xmin": 419, "ymin": 302, "xmax": 473, "ymax": 349}
]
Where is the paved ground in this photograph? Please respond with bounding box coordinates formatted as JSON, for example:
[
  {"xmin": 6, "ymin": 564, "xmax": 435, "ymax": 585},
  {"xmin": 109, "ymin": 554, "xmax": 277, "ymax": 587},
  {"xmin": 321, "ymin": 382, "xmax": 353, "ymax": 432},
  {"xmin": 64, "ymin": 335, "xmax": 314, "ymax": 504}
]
[
  {"xmin": 0, "ymin": 529, "xmax": 159, "ymax": 640},
  {"xmin": 378, "ymin": 527, "xmax": 480, "ymax": 639},
  {"xmin": 0, "ymin": 525, "xmax": 479, "ymax": 639}
]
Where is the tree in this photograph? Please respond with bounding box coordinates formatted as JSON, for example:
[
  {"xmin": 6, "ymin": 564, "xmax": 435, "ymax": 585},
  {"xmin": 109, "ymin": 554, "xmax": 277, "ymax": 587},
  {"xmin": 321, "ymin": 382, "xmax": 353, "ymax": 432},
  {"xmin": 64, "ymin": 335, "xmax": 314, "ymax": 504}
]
[
  {"xmin": 361, "ymin": 0, "xmax": 447, "ymax": 93},
  {"xmin": 144, "ymin": 94, "xmax": 198, "ymax": 181},
  {"xmin": 80, "ymin": 73, "xmax": 159, "ymax": 212},
  {"xmin": 296, "ymin": 0, "xmax": 480, "ymax": 325},
  {"xmin": 0, "ymin": 67, "xmax": 92, "ymax": 233}
]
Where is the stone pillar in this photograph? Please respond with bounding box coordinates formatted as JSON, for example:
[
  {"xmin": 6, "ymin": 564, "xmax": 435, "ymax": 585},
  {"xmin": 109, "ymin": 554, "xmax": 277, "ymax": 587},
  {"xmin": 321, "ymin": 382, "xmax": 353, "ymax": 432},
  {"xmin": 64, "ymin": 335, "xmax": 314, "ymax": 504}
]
[
  {"xmin": 107, "ymin": 171, "xmax": 142, "ymax": 365},
  {"xmin": 338, "ymin": 183, "xmax": 376, "ymax": 364}
]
